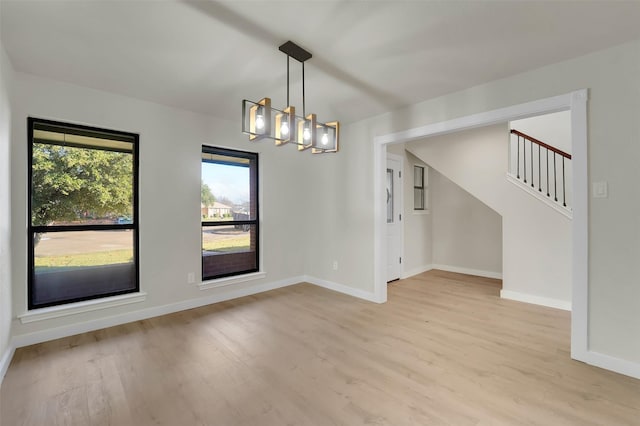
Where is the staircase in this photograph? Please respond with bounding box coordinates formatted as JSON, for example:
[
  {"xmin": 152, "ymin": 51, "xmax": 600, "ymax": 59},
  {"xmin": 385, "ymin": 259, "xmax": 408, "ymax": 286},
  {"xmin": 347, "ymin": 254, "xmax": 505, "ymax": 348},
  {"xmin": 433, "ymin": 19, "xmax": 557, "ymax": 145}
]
[{"xmin": 509, "ymin": 129, "xmax": 572, "ymax": 215}]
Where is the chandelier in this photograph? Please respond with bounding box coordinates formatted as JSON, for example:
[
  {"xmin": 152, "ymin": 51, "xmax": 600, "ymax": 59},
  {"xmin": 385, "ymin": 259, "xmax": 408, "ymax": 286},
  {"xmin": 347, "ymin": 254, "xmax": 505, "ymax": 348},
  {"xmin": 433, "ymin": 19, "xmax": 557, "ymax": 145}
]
[{"xmin": 242, "ymin": 41, "xmax": 339, "ymax": 153}]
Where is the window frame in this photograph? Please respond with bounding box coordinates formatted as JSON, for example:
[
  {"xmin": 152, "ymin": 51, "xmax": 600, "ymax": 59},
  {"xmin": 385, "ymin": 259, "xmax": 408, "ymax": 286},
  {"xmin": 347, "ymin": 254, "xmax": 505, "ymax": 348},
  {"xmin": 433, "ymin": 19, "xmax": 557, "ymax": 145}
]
[
  {"xmin": 27, "ymin": 117, "xmax": 140, "ymax": 310},
  {"xmin": 413, "ymin": 164, "xmax": 427, "ymax": 211},
  {"xmin": 201, "ymin": 145, "xmax": 259, "ymax": 281}
]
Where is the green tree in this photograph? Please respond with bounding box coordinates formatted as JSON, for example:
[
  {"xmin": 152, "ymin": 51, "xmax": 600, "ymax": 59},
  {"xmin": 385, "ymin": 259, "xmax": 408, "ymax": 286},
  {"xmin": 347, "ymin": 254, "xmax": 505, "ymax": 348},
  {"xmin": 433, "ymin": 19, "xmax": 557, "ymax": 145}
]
[
  {"xmin": 201, "ymin": 181, "xmax": 215, "ymax": 207},
  {"xmin": 31, "ymin": 144, "xmax": 133, "ymax": 227}
]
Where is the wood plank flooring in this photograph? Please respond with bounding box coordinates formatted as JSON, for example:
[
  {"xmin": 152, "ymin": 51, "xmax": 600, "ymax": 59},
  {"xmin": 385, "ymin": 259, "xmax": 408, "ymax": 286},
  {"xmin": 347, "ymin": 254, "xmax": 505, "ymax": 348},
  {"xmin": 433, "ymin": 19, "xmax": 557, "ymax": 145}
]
[{"xmin": 2, "ymin": 270, "xmax": 640, "ymax": 425}]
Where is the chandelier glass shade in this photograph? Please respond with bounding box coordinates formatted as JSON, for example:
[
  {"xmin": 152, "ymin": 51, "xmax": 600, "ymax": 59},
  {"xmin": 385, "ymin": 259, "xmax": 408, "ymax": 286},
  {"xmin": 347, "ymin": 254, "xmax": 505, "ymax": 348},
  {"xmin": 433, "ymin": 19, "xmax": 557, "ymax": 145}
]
[{"xmin": 242, "ymin": 41, "xmax": 339, "ymax": 154}]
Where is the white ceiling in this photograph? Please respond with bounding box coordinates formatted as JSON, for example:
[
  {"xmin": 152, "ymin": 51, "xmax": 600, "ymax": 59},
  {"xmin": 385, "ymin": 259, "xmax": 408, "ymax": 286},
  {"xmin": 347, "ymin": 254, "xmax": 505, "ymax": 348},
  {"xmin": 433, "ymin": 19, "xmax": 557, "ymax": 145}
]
[{"xmin": 2, "ymin": 1, "xmax": 640, "ymax": 124}]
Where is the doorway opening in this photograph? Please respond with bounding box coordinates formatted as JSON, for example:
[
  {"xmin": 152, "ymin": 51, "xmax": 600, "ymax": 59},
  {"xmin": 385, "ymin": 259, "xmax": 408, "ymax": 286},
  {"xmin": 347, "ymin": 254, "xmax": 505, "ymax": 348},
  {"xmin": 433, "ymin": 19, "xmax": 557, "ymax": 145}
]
[{"xmin": 373, "ymin": 90, "xmax": 588, "ymax": 363}]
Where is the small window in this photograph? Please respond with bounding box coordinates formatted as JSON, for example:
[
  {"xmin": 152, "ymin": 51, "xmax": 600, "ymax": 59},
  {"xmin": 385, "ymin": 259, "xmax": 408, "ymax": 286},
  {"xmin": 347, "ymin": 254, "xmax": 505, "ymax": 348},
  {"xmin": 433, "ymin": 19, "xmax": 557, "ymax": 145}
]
[
  {"xmin": 201, "ymin": 146, "xmax": 259, "ymax": 280},
  {"xmin": 414, "ymin": 165, "xmax": 427, "ymax": 211},
  {"xmin": 28, "ymin": 118, "xmax": 139, "ymax": 309}
]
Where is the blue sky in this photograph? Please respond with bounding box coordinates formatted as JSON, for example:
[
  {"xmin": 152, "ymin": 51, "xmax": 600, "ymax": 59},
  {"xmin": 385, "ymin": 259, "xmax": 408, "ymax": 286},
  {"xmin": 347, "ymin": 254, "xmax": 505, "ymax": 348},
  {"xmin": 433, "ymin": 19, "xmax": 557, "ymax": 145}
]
[{"xmin": 202, "ymin": 162, "xmax": 249, "ymax": 204}]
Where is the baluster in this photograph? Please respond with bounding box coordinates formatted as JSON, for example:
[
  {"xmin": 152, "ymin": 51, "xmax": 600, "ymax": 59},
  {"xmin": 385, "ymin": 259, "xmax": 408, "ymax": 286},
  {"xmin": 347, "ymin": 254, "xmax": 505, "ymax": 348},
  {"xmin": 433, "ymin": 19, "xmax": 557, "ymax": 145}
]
[
  {"xmin": 530, "ymin": 139, "xmax": 534, "ymax": 187},
  {"xmin": 562, "ymin": 157, "xmax": 566, "ymax": 207},
  {"xmin": 553, "ymin": 154, "xmax": 558, "ymax": 202},
  {"xmin": 546, "ymin": 149, "xmax": 550, "ymax": 197},
  {"xmin": 538, "ymin": 144, "xmax": 541, "ymax": 191},
  {"xmin": 523, "ymin": 138, "xmax": 527, "ymax": 183},
  {"xmin": 516, "ymin": 135, "xmax": 520, "ymax": 178}
]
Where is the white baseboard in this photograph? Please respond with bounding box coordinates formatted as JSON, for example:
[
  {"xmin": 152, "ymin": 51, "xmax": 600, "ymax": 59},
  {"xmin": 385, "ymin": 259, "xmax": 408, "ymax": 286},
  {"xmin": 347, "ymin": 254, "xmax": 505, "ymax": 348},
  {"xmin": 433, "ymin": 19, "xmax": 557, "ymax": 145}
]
[
  {"xmin": 11, "ymin": 276, "xmax": 303, "ymax": 349},
  {"xmin": 304, "ymin": 276, "xmax": 380, "ymax": 303},
  {"xmin": 432, "ymin": 264, "xmax": 503, "ymax": 280},
  {"xmin": 401, "ymin": 264, "xmax": 433, "ymax": 279},
  {"xmin": 581, "ymin": 350, "xmax": 640, "ymax": 380},
  {"xmin": 500, "ymin": 289, "xmax": 571, "ymax": 311},
  {"xmin": 0, "ymin": 341, "xmax": 16, "ymax": 386}
]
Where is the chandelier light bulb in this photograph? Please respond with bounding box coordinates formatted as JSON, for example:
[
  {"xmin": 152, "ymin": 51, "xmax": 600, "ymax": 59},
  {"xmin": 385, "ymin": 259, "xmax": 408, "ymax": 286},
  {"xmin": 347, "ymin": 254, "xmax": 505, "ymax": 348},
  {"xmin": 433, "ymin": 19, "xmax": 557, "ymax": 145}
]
[
  {"xmin": 255, "ymin": 114, "xmax": 265, "ymax": 130},
  {"xmin": 321, "ymin": 131, "xmax": 329, "ymax": 146},
  {"xmin": 281, "ymin": 121, "xmax": 289, "ymax": 136},
  {"xmin": 303, "ymin": 126, "xmax": 311, "ymax": 141}
]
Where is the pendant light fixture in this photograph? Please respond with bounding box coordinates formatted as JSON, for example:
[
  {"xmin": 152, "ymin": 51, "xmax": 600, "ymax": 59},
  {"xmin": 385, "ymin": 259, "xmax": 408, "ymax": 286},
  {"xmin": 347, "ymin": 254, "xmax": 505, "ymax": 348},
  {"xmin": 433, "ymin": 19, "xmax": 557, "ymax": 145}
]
[{"xmin": 242, "ymin": 41, "xmax": 339, "ymax": 154}]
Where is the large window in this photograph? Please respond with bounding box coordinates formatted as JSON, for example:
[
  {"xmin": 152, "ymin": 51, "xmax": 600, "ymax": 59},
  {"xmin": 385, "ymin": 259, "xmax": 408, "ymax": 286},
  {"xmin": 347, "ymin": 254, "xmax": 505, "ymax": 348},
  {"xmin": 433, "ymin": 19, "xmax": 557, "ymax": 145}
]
[
  {"xmin": 201, "ymin": 146, "xmax": 258, "ymax": 280},
  {"xmin": 28, "ymin": 118, "xmax": 139, "ymax": 309}
]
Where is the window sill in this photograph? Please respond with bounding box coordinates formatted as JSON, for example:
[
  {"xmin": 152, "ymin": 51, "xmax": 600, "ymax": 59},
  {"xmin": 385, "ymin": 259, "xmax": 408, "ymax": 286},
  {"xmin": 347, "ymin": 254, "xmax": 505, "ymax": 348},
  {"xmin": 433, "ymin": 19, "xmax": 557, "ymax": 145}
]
[
  {"xmin": 413, "ymin": 209, "xmax": 431, "ymax": 215},
  {"xmin": 18, "ymin": 292, "xmax": 147, "ymax": 324},
  {"xmin": 199, "ymin": 271, "xmax": 266, "ymax": 290}
]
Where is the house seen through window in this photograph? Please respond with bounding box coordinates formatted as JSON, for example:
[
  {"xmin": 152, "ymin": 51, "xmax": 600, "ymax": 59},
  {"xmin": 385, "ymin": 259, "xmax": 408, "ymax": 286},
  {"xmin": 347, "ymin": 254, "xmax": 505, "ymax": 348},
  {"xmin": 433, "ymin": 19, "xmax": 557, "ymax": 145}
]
[
  {"xmin": 28, "ymin": 118, "xmax": 139, "ymax": 309},
  {"xmin": 201, "ymin": 146, "xmax": 258, "ymax": 280}
]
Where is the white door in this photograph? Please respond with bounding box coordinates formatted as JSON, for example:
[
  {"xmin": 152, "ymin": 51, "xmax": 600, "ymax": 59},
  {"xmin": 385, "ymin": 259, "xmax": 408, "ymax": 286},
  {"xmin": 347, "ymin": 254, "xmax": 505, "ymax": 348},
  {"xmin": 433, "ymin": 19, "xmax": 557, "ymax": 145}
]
[{"xmin": 386, "ymin": 154, "xmax": 403, "ymax": 282}]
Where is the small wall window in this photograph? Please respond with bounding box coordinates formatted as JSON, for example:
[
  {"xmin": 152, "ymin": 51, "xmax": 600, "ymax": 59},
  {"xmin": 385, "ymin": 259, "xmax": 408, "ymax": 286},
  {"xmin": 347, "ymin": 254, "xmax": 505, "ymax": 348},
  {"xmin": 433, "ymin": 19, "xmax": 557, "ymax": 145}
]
[
  {"xmin": 201, "ymin": 146, "xmax": 259, "ymax": 280},
  {"xmin": 28, "ymin": 118, "xmax": 139, "ymax": 309},
  {"xmin": 414, "ymin": 165, "xmax": 427, "ymax": 211}
]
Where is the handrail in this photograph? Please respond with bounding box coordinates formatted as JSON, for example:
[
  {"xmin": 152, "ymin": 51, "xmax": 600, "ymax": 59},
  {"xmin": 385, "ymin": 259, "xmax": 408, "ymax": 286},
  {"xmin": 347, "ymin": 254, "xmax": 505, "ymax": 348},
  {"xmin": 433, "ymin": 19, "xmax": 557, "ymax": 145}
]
[{"xmin": 510, "ymin": 129, "xmax": 571, "ymax": 159}]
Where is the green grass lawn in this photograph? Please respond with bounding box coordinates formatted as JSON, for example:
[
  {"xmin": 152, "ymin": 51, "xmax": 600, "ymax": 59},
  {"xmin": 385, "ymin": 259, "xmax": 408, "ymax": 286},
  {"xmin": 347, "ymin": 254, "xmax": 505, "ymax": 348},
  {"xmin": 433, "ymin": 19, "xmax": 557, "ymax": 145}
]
[
  {"xmin": 202, "ymin": 235, "xmax": 250, "ymax": 252},
  {"xmin": 35, "ymin": 249, "xmax": 133, "ymax": 272},
  {"xmin": 35, "ymin": 234, "xmax": 250, "ymax": 272}
]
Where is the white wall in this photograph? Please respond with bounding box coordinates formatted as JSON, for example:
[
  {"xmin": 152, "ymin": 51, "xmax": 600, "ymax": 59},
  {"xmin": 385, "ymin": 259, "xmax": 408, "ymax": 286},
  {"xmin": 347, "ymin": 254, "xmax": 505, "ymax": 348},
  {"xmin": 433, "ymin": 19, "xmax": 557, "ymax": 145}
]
[
  {"xmin": 303, "ymin": 120, "xmax": 376, "ymax": 289},
  {"xmin": 407, "ymin": 123, "xmax": 569, "ymax": 302},
  {"xmin": 511, "ymin": 110, "xmax": 571, "ymax": 153},
  {"xmin": 431, "ymin": 169, "xmax": 502, "ymax": 276},
  {"xmin": 9, "ymin": 71, "xmax": 308, "ymax": 339},
  {"xmin": 0, "ymin": 32, "xmax": 14, "ymax": 375},
  {"xmin": 308, "ymin": 38, "xmax": 640, "ymax": 365}
]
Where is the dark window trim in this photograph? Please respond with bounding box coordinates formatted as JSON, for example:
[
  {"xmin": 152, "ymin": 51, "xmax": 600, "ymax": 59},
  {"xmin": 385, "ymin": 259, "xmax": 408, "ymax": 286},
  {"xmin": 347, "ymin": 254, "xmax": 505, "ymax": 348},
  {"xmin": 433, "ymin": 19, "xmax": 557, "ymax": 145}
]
[
  {"xmin": 414, "ymin": 165, "xmax": 425, "ymax": 211},
  {"xmin": 201, "ymin": 145, "xmax": 259, "ymax": 280},
  {"xmin": 33, "ymin": 121, "xmax": 136, "ymax": 143},
  {"xmin": 27, "ymin": 117, "xmax": 140, "ymax": 310}
]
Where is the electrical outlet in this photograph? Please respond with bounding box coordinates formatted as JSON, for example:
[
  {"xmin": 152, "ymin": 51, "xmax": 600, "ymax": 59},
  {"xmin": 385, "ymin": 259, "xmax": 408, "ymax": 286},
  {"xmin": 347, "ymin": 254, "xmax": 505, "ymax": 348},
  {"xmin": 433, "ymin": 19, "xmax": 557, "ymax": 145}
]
[
  {"xmin": 187, "ymin": 272, "xmax": 195, "ymax": 284},
  {"xmin": 332, "ymin": 261, "xmax": 338, "ymax": 271}
]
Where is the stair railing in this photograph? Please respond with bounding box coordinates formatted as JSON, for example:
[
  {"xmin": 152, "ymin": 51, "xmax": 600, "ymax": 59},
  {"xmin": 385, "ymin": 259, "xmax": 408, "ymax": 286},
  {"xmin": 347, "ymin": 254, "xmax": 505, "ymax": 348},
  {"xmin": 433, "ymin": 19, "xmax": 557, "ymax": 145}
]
[{"xmin": 510, "ymin": 129, "xmax": 571, "ymax": 208}]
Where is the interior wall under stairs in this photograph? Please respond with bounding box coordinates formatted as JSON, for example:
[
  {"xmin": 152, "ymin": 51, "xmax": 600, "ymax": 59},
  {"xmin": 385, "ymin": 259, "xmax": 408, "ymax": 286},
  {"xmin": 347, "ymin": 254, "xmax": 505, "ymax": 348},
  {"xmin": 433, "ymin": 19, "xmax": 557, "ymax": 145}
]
[{"xmin": 431, "ymin": 169, "xmax": 503, "ymax": 277}]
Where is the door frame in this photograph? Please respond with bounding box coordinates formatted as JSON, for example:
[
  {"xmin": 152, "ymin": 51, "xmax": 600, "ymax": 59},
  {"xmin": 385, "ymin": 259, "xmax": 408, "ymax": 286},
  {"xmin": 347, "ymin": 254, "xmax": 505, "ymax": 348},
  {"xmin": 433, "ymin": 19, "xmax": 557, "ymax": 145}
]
[
  {"xmin": 386, "ymin": 152, "xmax": 404, "ymax": 282},
  {"xmin": 372, "ymin": 89, "xmax": 588, "ymax": 364}
]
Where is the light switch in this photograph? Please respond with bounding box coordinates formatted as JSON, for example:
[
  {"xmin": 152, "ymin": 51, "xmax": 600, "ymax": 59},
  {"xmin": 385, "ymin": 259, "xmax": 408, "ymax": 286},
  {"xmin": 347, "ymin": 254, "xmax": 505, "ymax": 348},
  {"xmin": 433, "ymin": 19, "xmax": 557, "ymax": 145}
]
[{"xmin": 593, "ymin": 181, "xmax": 608, "ymax": 198}]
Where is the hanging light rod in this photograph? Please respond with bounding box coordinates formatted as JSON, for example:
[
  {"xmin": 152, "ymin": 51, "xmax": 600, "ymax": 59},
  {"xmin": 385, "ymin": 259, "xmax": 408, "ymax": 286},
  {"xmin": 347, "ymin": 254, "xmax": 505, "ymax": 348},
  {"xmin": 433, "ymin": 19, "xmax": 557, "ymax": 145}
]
[{"xmin": 241, "ymin": 41, "xmax": 339, "ymax": 154}]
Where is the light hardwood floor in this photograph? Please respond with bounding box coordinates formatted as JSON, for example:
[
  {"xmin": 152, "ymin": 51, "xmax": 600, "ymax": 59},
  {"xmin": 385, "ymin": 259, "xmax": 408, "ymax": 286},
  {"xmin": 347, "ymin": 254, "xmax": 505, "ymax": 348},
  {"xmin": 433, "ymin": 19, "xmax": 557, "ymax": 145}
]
[{"xmin": 2, "ymin": 270, "xmax": 640, "ymax": 425}]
